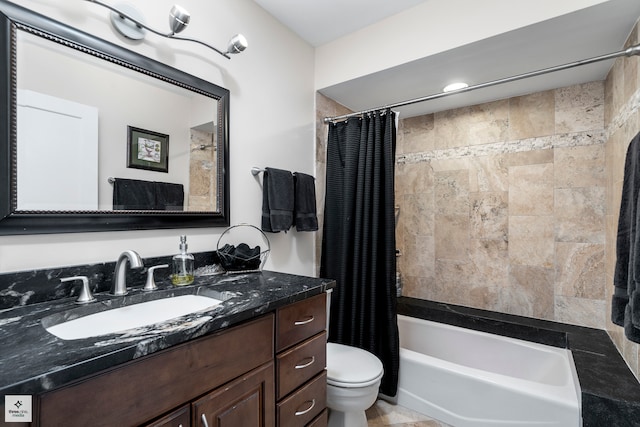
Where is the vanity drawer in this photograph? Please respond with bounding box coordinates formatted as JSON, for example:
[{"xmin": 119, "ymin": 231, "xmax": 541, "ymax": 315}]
[
  {"xmin": 276, "ymin": 331, "xmax": 326, "ymax": 399},
  {"xmin": 276, "ymin": 371, "xmax": 326, "ymax": 427},
  {"xmin": 276, "ymin": 293, "xmax": 326, "ymax": 352},
  {"xmin": 306, "ymin": 409, "xmax": 328, "ymax": 427}
]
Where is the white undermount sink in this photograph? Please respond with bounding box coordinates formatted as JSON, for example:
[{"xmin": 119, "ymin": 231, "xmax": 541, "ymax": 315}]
[{"xmin": 45, "ymin": 295, "xmax": 223, "ymax": 340}]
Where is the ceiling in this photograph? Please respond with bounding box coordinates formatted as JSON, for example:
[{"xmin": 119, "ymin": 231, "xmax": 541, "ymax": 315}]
[{"xmin": 254, "ymin": 0, "xmax": 640, "ymax": 118}]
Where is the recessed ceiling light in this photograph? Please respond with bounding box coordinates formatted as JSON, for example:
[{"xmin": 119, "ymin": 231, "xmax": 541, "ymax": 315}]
[{"xmin": 443, "ymin": 82, "xmax": 469, "ymax": 92}]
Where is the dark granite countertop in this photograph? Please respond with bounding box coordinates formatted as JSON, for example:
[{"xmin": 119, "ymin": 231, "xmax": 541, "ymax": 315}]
[
  {"xmin": 398, "ymin": 297, "xmax": 640, "ymax": 427},
  {"xmin": 0, "ymin": 270, "xmax": 335, "ymax": 396}
]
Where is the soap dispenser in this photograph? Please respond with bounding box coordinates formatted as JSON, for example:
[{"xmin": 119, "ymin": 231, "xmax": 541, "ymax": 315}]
[{"xmin": 171, "ymin": 235, "xmax": 194, "ymax": 286}]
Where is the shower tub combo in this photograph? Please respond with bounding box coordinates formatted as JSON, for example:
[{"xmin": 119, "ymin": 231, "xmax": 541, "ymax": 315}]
[{"xmin": 396, "ymin": 314, "xmax": 582, "ymax": 427}]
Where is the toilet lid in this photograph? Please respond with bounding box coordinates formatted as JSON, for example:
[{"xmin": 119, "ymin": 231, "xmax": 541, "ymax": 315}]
[{"xmin": 326, "ymin": 342, "xmax": 384, "ymax": 387}]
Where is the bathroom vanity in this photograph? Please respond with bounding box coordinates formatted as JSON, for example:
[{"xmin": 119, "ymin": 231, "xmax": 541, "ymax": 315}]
[{"xmin": 0, "ymin": 269, "xmax": 334, "ymax": 427}]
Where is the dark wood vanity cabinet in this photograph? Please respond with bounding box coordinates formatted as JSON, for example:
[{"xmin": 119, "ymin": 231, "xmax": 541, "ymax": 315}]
[
  {"xmin": 275, "ymin": 294, "xmax": 328, "ymax": 427},
  {"xmin": 37, "ymin": 315, "xmax": 274, "ymax": 427},
  {"xmin": 30, "ymin": 294, "xmax": 328, "ymax": 427}
]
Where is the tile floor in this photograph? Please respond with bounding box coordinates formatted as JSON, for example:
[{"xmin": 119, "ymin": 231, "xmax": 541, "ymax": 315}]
[{"xmin": 366, "ymin": 399, "xmax": 453, "ymax": 427}]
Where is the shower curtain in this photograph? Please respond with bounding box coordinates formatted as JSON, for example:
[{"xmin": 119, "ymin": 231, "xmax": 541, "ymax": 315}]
[{"xmin": 320, "ymin": 109, "xmax": 399, "ymax": 396}]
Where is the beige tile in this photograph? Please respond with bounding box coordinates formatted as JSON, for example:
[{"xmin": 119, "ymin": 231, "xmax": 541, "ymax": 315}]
[
  {"xmin": 434, "ymin": 106, "xmax": 470, "ymax": 149},
  {"xmin": 402, "ymin": 234, "xmax": 435, "ymax": 279},
  {"xmin": 469, "ymin": 192, "xmax": 508, "ymax": 241},
  {"xmin": 554, "ymin": 187, "xmax": 605, "ymax": 243},
  {"xmin": 434, "ymin": 170, "xmax": 469, "ymax": 215},
  {"xmin": 466, "ymin": 99, "xmax": 510, "ymax": 146},
  {"xmin": 554, "ymin": 144, "xmax": 605, "ymax": 189},
  {"xmin": 554, "ymin": 295, "xmax": 606, "ymax": 328},
  {"xmin": 430, "ymin": 158, "xmax": 471, "ymax": 173},
  {"xmin": 555, "ymin": 242, "xmax": 605, "ymax": 300},
  {"xmin": 466, "ymin": 240, "xmax": 509, "ymax": 311},
  {"xmin": 401, "ymin": 275, "xmax": 437, "ymax": 301},
  {"xmin": 508, "ymin": 216, "xmax": 554, "ymax": 268},
  {"xmin": 396, "ymin": 162, "xmax": 434, "ymax": 197},
  {"xmin": 506, "ymin": 265, "xmax": 555, "ymax": 319},
  {"xmin": 555, "ymin": 81, "xmax": 604, "ymax": 133},
  {"xmin": 509, "ymin": 91, "xmax": 555, "ymax": 140},
  {"xmin": 434, "ymin": 100, "xmax": 509, "ymax": 148},
  {"xmin": 434, "ymin": 214, "xmax": 469, "ymax": 261},
  {"xmin": 468, "ymin": 154, "xmax": 508, "ymax": 193},
  {"xmin": 505, "ymin": 149, "xmax": 554, "ymax": 167},
  {"xmin": 509, "ymin": 163, "xmax": 554, "ymax": 216},
  {"xmin": 402, "ymin": 192, "xmax": 435, "ymax": 237},
  {"xmin": 434, "ymin": 259, "xmax": 474, "ymax": 306},
  {"xmin": 609, "ymin": 57, "xmax": 626, "ymax": 124},
  {"xmin": 401, "ymin": 114, "xmax": 435, "ymax": 154},
  {"xmin": 624, "ymin": 25, "xmax": 639, "ymax": 105}
]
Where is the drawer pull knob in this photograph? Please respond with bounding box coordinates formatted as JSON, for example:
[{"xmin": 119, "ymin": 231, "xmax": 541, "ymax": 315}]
[
  {"xmin": 295, "ymin": 356, "xmax": 315, "ymax": 369},
  {"xmin": 294, "ymin": 316, "xmax": 314, "ymax": 326},
  {"xmin": 295, "ymin": 399, "xmax": 316, "ymax": 416},
  {"xmin": 201, "ymin": 414, "xmax": 210, "ymax": 427}
]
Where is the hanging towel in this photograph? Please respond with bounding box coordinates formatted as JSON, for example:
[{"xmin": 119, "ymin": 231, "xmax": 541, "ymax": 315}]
[
  {"xmin": 113, "ymin": 178, "xmax": 156, "ymax": 210},
  {"xmin": 155, "ymin": 182, "xmax": 184, "ymax": 211},
  {"xmin": 293, "ymin": 172, "xmax": 318, "ymax": 232},
  {"xmin": 613, "ymin": 130, "xmax": 640, "ymax": 343},
  {"xmin": 261, "ymin": 167, "xmax": 294, "ymax": 232},
  {"xmin": 112, "ymin": 178, "xmax": 184, "ymax": 210}
]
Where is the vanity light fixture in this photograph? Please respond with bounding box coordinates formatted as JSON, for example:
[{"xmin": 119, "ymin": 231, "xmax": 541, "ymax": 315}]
[
  {"xmin": 85, "ymin": 0, "xmax": 248, "ymax": 59},
  {"xmin": 443, "ymin": 82, "xmax": 469, "ymax": 92}
]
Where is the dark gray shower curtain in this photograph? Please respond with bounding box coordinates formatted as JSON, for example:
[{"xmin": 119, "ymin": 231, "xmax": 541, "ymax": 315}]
[{"xmin": 320, "ymin": 109, "xmax": 399, "ymax": 396}]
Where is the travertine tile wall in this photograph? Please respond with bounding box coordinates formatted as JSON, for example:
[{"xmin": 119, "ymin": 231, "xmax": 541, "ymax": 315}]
[
  {"xmin": 315, "ymin": 18, "xmax": 640, "ymax": 377},
  {"xmin": 396, "ymin": 81, "xmax": 607, "ymax": 328},
  {"xmin": 188, "ymin": 129, "xmax": 217, "ymax": 211},
  {"xmin": 605, "ymin": 22, "xmax": 640, "ymax": 377}
]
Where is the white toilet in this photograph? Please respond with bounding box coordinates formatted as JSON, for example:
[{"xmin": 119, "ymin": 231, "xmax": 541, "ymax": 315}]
[{"xmin": 325, "ymin": 291, "xmax": 384, "ymax": 427}]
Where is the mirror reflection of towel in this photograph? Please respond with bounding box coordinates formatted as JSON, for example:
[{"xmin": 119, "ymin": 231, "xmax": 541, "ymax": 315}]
[
  {"xmin": 155, "ymin": 182, "xmax": 184, "ymax": 211},
  {"xmin": 112, "ymin": 178, "xmax": 184, "ymax": 210},
  {"xmin": 293, "ymin": 172, "xmax": 318, "ymax": 231},
  {"xmin": 261, "ymin": 168, "xmax": 294, "ymax": 232}
]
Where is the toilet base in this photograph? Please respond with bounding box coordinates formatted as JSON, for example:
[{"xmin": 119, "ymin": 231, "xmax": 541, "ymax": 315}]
[{"xmin": 327, "ymin": 408, "xmax": 368, "ymax": 427}]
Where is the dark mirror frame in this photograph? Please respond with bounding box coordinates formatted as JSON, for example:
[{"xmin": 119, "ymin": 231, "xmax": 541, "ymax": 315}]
[{"xmin": 0, "ymin": 1, "xmax": 230, "ymax": 235}]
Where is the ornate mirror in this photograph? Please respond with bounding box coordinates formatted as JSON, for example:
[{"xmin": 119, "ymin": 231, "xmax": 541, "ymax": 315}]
[{"xmin": 0, "ymin": 1, "xmax": 230, "ymax": 234}]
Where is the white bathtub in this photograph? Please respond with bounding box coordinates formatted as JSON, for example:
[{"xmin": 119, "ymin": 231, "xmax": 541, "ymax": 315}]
[{"xmin": 396, "ymin": 314, "xmax": 582, "ymax": 427}]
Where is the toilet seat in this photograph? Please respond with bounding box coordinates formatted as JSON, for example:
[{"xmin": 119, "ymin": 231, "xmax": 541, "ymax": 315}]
[{"xmin": 326, "ymin": 342, "xmax": 384, "ymax": 388}]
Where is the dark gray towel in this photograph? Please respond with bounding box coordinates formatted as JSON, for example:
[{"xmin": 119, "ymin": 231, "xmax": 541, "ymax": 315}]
[
  {"xmin": 155, "ymin": 182, "xmax": 184, "ymax": 211},
  {"xmin": 293, "ymin": 172, "xmax": 318, "ymax": 232},
  {"xmin": 113, "ymin": 178, "xmax": 156, "ymax": 210},
  {"xmin": 613, "ymin": 130, "xmax": 640, "ymax": 342},
  {"xmin": 261, "ymin": 167, "xmax": 294, "ymax": 232},
  {"xmin": 112, "ymin": 178, "xmax": 184, "ymax": 211}
]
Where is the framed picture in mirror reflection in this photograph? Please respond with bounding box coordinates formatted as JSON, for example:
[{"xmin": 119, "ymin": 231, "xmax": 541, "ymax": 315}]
[{"xmin": 127, "ymin": 126, "xmax": 169, "ymax": 173}]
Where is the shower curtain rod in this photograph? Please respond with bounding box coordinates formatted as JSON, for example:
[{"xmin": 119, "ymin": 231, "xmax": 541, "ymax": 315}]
[{"xmin": 323, "ymin": 43, "xmax": 640, "ymax": 123}]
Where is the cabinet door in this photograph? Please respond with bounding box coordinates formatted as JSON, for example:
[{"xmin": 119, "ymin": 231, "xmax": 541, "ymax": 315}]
[{"xmin": 193, "ymin": 362, "xmax": 275, "ymax": 427}]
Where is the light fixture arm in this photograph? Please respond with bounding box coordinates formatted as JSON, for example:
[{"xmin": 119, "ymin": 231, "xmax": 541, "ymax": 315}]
[{"xmin": 85, "ymin": 0, "xmax": 241, "ymax": 59}]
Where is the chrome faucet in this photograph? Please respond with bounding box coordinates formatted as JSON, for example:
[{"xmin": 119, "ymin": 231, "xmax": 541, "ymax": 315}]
[{"xmin": 111, "ymin": 250, "xmax": 144, "ymax": 295}]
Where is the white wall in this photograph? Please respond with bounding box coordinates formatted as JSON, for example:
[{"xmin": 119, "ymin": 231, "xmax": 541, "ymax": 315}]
[{"xmin": 0, "ymin": 0, "xmax": 316, "ymax": 276}]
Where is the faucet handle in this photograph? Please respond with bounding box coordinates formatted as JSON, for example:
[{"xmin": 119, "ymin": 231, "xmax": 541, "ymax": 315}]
[
  {"xmin": 143, "ymin": 264, "xmax": 169, "ymax": 292},
  {"xmin": 60, "ymin": 276, "xmax": 97, "ymax": 304}
]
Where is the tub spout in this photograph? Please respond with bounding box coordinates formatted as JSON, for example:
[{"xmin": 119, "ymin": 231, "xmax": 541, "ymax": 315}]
[{"xmin": 111, "ymin": 250, "xmax": 144, "ymax": 295}]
